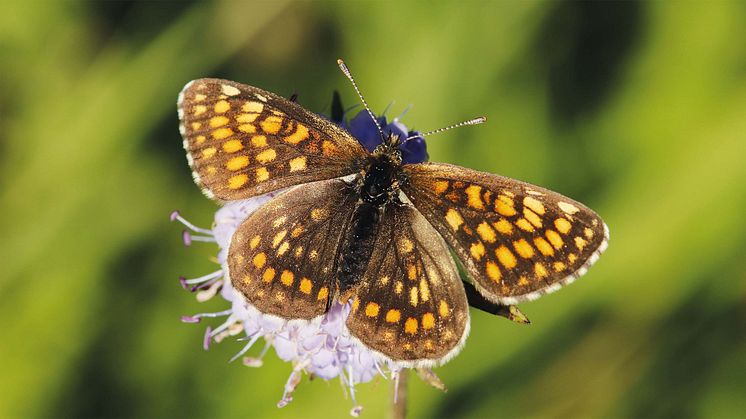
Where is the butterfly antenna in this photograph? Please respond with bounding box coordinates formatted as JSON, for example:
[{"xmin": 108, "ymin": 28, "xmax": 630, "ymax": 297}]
[
  {"xmin": 337, "ymin": 58, "xmax": 386, "ymax": 142},
  {"xmin": 405, "ymin": 116, "xmax": 487, "ymax": 141}
]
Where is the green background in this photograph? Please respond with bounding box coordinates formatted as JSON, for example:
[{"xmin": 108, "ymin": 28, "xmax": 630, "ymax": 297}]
[{"xmin": 2, "ymin": 1, "xmax": 745, "ymax": 418}]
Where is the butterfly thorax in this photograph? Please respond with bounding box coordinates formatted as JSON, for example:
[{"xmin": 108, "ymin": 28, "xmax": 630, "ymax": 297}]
[
  {"xmin": 358, "ymin": 139, "xmax": 403, "ymax": 205},
  {"xmin": 337, "ymin": 137, "xmax": 404, "ymax": 295}
]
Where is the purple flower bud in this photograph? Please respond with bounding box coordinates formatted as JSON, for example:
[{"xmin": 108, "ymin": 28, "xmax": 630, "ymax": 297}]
[
  {"xmin": 348, "ymin": 111, "xmax": 386, "ymax": 152},
  {"xmin": 400, "ymin": 133, "xmax": 428, "ymax": 164}
]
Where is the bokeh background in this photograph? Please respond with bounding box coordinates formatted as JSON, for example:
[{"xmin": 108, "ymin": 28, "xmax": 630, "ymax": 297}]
[{"xmin": 2, "ymin": 1, "xmax": 745, "ymax": 418}]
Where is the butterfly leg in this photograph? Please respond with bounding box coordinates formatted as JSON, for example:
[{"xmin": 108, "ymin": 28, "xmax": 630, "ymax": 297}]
[{"xmin": 463, "ymin": 281, "xmax": 531, "ymax": 324}]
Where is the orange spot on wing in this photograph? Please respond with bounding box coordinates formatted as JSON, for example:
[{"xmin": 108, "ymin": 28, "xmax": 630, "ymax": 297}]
[
  {"xmin": 493, "ymin": 218, "xmax": 513, "ymax": 235},
  {"xmin": 535, "ymin": 262, "xmax": 548, "ymax": 278},
  {"xmin": 545, "ymin": 229, "xmax": 564, "ymax": 249},
  {"xmin": 255, "ymin": 148, "xmax": 277, "ymax": 163},
  {"xmin": 470, "ymin": 242, "xmax": 486, "ymax": 260},
  {"xmin": 486, "ymin": 261, "xmax": 501, "ymax": 283},
  {"xmin": 283, "ymin": 124, "xmax": 309, "ymax": 144},
  {"xmin": 212, "ymin": 127, "xmax": 234, "ymax": 140},
  {"xmin": 523, "ymin": 208, "xmax": 543, "ymax": 228},
  {"xmin": 439, "ymin": 300, "xmax": 450, "ymax": 317},
  {"xmin": 228, "ymin": 174, "xmax": 248, "ymax": 189},
  {"xmin": 513, "ymin": 239, "xmax": 535, "ymax": 259},
  {"xmin": 242, "ymin": 101, "xmax": 264, "ymax": 113},
  {"xmin": 405, "ymin": 318, "xmax": 418, "ymax": 335},
  {"xmin": 433, "ymin": 180, "xmax": 449, "ymax": 194},
  {"xmin": 422, "ymin": 312, "xmax": 435, "ymax": 330},
  {"xmin": 260, "ymin": 116, "xmax": 283, "ymax": 134},
  {"xmin": 251, "ymin": 135, "xmax": 267, "ymax": 148},
  {"xmin": 213, "ymin": 100, "xmax": 231, "ymax": 114},
  {"xmin": 419, "ymin": 278, "xmax": 430, "ymax": 302},
  {"xmin": 495, "ymin": 195, "xmax": 517, "ymax": 216},
  {"xmin": 365, "ymin": 302, "xmax": 380, "ymax": 317},
  {"xmin": 277, "ymin": 241, "xmax": 290, "ymax": 256},
  {"xmin": 445, "ymin": 209, "xmax": 464, "ymax": 231},
  {"xmin": 193, "ymin": 105, "xmax": 207, "ymax": 116},
  {"xmin": 534, "ymin": 237, "xmax": 555, "ymax": 256},
  {"xmin": 299, "ymin": 278, "xmax": 312, "ymax": 294},
  {"xmin": 407, "ymin": 264, "xmax": 417, "ymax": 280},
  {"xmin": 271, "ymin": 230, "xmax": 287, "ymax": 248},
  {"xmin": 386, "ymin": 309, "xmax": 401, "ymax": 323},
  {"xmin": 465, "ymin": 185, "xmax": 485, "ymax": 210},
  {"xmin": 495, "ymin": 246, "xmax": 517, "ymax": 269},
  {"xmin": 409, "ymin": 286, "xmax": 419, "ymax": 307},
  {"xmin": 555, "ymin": 217, "xmax": 572, "ymax": 234},
  {"xmin": 255, "ymin": 167, "xmax": 269, "ymax": 182},
  {"xmin": 252, "ymin": 252, "xmax": 266, "ymax": 269},
  {"xmin": 558, "ymin": 201, "xmax": 580, "ymax": 215},
  {"xmin": 289, "ymin": 156, "xmax": 307, "ymax": 172},
  {"xmin": 262, "ymin": 268, "xmax": 275, "ymax": 282},
  {"xmin": 222, "ymin": 139, "xmax": 244, "ymax": 153},
  {"xmin": 476, "ymin": 222, "xmax": 497, "ymax": 243},
  {"xmin": 523, "ymin": 196, "xmax": 545, "ymax": 215},
  {"xmin": 210, "ymin": 116, "xmax": 229, "ymax": 127},
  {"xmin": 226, "ymin": 156, "xmax": 249, "ymax": 171},
  {"xmin": 515, "ymin": 218, "xmax": 535, "ymax": 232},
  {"xmin": 321, "ymin": 140, "xmax": 337, "ymax": 156}
]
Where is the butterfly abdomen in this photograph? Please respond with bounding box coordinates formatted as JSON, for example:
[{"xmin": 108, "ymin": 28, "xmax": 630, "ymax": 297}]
[
  {"xmin": 337, "ymin": 201, "xmax": 380, "ymax": 294},
  {"xmin": 337, "ymin": 153, "xmax": 403, "ymax": 295}
]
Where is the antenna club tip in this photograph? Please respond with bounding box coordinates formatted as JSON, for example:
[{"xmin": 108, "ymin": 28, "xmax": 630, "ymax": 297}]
[{"xmin": 336, "ymin": 58, "xmax": 344, "ymax": 65}]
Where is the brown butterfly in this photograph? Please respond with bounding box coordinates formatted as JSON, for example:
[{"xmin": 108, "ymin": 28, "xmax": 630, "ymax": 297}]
[{"xmin": 177, "ymin": 60, "xmax": 608, "ymax": 367}]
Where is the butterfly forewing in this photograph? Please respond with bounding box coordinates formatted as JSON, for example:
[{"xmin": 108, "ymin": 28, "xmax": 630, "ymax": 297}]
[
  {"xmin": 402, "ymin": 163, "xmax": 609, "ymax": 305},
  {"xmin": 228, "ymin": 179, "xmax": 358, "ymax": 319},
  {"xmin": 346, "ymin": 203, "xmax": 469, "ymax": 365},
  {"xmin": 178, "ymin": 78, "xmax": 367, "ymax": 201}
]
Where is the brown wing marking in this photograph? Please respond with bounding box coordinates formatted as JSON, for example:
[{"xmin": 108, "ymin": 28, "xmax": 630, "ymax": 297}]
[
  {"xmin": 178, "ymin": 78, "xmax": 367, "ymax": 201},
  {"xmin": 228, "ymin": 179, "xmax": 357, "ymax": 319},
  {"xmin": 345, "ymin": 203, "xmax": 469, "ymax": 367},
  {"xmin": 402, "ymin": 162, "xmax": 609, "ymax": 305}
]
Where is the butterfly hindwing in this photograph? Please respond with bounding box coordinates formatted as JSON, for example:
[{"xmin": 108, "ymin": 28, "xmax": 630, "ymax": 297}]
[
  {"xmin": 345, "ymin": 202, "xmax": 469, "ymax": 365},
  {"xmin": 402, "ymin": 163, "xmax": 609, "ymax": 305},
  {"xmin": 178, "ymin": 78, "xmax": 367, "ymax": 201},
  {"xmin": 228, "ymin": 179, "xmax": 357, "ymax": 319}
]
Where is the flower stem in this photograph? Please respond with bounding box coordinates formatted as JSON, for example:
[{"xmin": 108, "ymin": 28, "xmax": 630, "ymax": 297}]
[{"xmin": 391, "ymin": 369, "xmax": 408, "ymax": 419}]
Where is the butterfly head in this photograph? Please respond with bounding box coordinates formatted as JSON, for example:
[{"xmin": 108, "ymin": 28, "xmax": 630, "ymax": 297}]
[{"xmin": 346, "ymin": 110, "xmax": 428, "ymax": 164}]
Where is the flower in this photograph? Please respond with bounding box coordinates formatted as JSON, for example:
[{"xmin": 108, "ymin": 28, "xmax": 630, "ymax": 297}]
[{"xmin": 173, "ymin": 108, "xmax": 439, "ymax": 415}]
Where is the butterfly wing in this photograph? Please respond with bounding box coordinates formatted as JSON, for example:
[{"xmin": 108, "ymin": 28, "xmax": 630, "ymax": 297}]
[
  {"xmin": 228, "ymin": 179, "xmax": 357, "ymax": 319},
  {"xmin": 345, "ymin": 202, "xmax": 469, "ymax": 366},
  {"xmin": 401, "ymin": 163, "xmax": 609, "ymax": 305},
  {"xmin": 178, "ymin": 78, "xmax": 367, "ymax": 201}
]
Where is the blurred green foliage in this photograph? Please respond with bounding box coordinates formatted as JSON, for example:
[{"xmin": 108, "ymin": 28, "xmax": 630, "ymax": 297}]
[{"xmin": 1, "ymin": 1, "xmax": 745, "ymax": 418}]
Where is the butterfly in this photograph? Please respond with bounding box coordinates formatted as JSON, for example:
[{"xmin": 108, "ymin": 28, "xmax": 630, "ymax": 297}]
[{"xmin": 177, "ymin": 60, "xmax": 609, "ymax": 367}]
